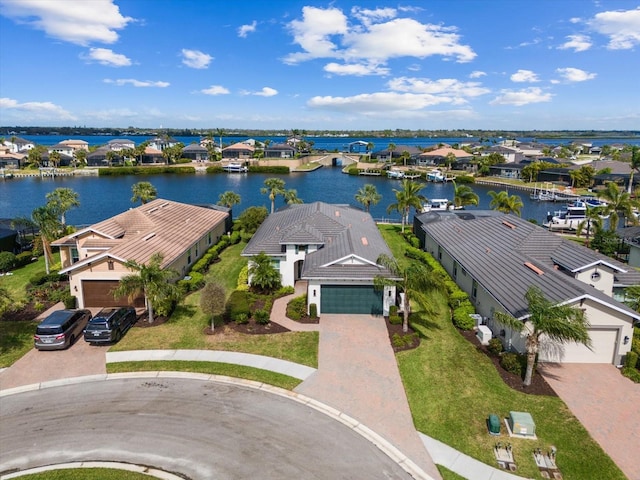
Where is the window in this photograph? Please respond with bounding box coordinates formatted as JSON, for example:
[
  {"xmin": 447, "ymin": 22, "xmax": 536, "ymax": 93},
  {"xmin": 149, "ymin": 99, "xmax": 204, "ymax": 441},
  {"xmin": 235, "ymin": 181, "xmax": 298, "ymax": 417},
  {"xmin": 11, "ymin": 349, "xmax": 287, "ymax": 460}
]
[
  {"xmin": 438, "ymin": 246, "xmax": 442, "ymax": 260},
  {"xmin": 453, "ymin": 262, "xmax": 458, "ymax": 280},
  {"xmin": 208, "ymin": 232, "xmax": 212, "ymax": 245},
  {"xmin": 195, "ymin": 245, "xmax": 199, "ymax": 258},
  {"xmin": 472, "ymin": 280, "xmax": 478, "ymax": 300},
  {"xmin": 590, "ymin": 271, "xmax": 601, "ymax": 281},
  {"xmin": 71, "ymin": 247, "xmax": 79, "ymax": 264},
  {"xmin": 187, "ymin": 248, "xmax": 192, "ymax": 264},
  {"xmin": 107, "ymin": 260, "xmax": 114, "ymax": 270}
]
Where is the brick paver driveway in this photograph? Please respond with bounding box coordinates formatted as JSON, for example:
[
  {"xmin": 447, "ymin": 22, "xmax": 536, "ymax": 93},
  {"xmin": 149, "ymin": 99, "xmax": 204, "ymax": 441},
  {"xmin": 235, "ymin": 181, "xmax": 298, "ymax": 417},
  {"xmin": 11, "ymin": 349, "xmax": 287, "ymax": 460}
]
[{"xmin": 539, "ymin": 363, "xmax": 640, "ymax": 480}]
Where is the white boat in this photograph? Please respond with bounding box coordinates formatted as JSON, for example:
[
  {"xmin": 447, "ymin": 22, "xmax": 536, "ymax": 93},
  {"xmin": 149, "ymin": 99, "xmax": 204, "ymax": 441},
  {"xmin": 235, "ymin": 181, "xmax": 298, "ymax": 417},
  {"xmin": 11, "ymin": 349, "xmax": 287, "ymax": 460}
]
[
  {"xmin": 426, "ymin": 169, "xmax": 445, "ymax": 182},
  {"xmin": 387, "ymin": 169, "xmax": 404, "ymax": 179},
  {"xmin": 422, "ymin": 198, "xmax": 461, "ymax": 212},
  {"xmin": 223, "ymin": 162, "xmax": 248, "ymax": 173},
  {"xmin": 546, "ymin": 200, "xmax": 588, "ymax": 230}
]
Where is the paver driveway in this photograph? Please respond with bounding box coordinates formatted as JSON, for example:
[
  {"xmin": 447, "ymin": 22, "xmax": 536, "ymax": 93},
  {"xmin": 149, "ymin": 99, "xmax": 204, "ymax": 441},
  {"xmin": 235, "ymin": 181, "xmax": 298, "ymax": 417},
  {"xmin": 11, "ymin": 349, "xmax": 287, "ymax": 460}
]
[{"xmin": 539, "ymin": 363, "xmax": 640, "ymax": 480}]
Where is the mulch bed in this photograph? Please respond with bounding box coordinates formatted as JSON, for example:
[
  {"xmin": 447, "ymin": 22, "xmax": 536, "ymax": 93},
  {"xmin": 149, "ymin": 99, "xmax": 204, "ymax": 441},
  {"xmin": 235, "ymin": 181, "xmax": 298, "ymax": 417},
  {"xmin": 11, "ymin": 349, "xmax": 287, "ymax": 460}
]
[
  {"xmin": 385, "ymin": 317, "xmax": 421, "ymax": 353},
  {"xmin": 459, "ymin": 329, "xmax": 557, "ymax": 397},
  {"xmin": 0, "ymin": 301, "xmax": 56, "ymax": 322},
  {"xmin": 204, "ymin": 320, "xmax": 290, "ymax": 335}
]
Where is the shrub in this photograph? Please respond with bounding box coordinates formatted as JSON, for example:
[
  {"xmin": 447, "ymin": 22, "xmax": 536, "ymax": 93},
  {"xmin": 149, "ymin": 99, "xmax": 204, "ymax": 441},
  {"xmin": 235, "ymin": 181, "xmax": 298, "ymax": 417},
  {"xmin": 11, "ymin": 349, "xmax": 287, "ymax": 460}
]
[
  {"xmin": 622, "ymin": 366, "xmax": 640, "ymax": 383},
  {"xmin": 389, "ymin": 305, "xmax": 398, "ymax": 317},
  {"xmin": 275, "ymin": 285, "xmax": 295, "ymax": 297},
  {"xmin": 237, "ymin": 264, "xmax": 249, "ymax": 290},
  {"xmin": 286, "ymin": 295, "xmax": 307, "ymax": 320},
  {"xmin": 14, "ymin": 251, "xmax": 34, "ymax": 268},
  {"xmin": 234, "ymin": 313, "xmax": 249, "ymax": 324},
  {"xmin": 0, "ymin": 252, "xmax": 16, "ymax": 272},
  {"xmin": 487, "ymin": 338, "xmax": 503, "ymax": 355},
  {"xmin": 254, "ymin": 309, "xmax": 270, "ymax": 325},
  {"xmin": 229, "ymin": 231, "xmax": 241, "ymax": 244},
  {"xmin": 389, "ymin": 314, "xmax": 402, "ymax": 325},
  {"xmin": 99, "ymin": 166, "xmax": 195, "ymax": 176},
  {"xmin": 29, "ymin": 272, "xmax": 63, "ymax": 286},
  {"xmin": 226, "ymin": 290, "xmax": 251, "ymax": 320},
  {"xmin": 452, "ymin": 300, "xmax": 476, "ymax": 330},
  {"xmin": 63, "ymin": 293, "xmax": 76, "ymax": 309},
  {"xmin": 448, "ymin": 290, "xmax": 469, "ymax": 308},
  {"xmin": 500, "ymin": 353, "xmax": 525, "ymax": 377},
  {"xmin": 454, "ymin": 175, "xmax": 475, "ymax": 184},
  {"xmin": 309, "ymin": 303, "xmax": 318, "ymax": 318},
  {"xmin": 625, "ymin": 350, "xmax": 638, "ymax": 369},
  {"xmin": 391, "ymin": 332, "xmax": 419, "ymax": 349},
  {"xmin": 33, "ymin": 301, "xmax": 45, "ymax": 312},
  {"xmin": 206, "ymin": 165, "xmax": 224, "ymax": 174},
  {"xmin": 248, "ymin": 166, "xmax": 289, "ymax": 174},
  {"xmin": 178, "ymin": 271, "xmax": 205, "ymax": 293}
]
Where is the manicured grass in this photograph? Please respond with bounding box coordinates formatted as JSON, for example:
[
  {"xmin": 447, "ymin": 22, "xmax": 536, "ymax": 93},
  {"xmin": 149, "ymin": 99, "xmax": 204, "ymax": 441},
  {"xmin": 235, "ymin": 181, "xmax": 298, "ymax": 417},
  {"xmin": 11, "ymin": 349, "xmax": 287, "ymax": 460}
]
[
  {"xmin": 398, "ymin": 291, "xmax": 625, "ymax": 480},
  {"xmin": 17, "ymin": 468, "xmax": 152, "ymax": 479},
  {"xmin": 206, "ymin": 241, "xmax": 248, "ymax": 294},
  {"xmin": 107, "ymin": 360, "xmax": 302, "ymax": 390},
  {"xmin": 0, "ymin": 319, "xmax": 38, "ymax": 367},
  {"xmin": 378, "ymin": 224, "xmax": 411, "ymax": 268},
  {"xmin": 437, "ymin": 465, "xmax": 467, "ymax": 480},
  {"xmin": 1, "ymin": 253, "xmax": 60, "ymax": 304}
]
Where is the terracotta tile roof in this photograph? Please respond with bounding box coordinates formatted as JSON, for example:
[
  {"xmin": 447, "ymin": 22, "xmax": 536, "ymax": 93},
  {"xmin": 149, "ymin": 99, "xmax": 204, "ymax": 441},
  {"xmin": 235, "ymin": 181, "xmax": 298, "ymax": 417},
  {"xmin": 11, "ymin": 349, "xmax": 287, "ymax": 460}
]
[{"xmin": 420, "ymin": 147, "xmax": 471, "ymax": 158}]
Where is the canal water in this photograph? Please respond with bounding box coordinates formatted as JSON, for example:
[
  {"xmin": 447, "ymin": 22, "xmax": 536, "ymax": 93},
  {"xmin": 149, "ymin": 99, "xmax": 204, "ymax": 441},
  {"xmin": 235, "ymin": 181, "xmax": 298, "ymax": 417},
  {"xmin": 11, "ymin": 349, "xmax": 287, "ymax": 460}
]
[{"xmin": 1, "ymin": 166, "xmax": 559, "ymax": 226}]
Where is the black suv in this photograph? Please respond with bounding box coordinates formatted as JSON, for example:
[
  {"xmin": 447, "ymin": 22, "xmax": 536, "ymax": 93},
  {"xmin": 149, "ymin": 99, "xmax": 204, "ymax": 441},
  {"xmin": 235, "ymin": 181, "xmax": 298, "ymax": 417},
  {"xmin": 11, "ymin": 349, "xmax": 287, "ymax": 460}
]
[{"xmin": 83, "ymin": 307, "xmax": 137, "ymax": 344}]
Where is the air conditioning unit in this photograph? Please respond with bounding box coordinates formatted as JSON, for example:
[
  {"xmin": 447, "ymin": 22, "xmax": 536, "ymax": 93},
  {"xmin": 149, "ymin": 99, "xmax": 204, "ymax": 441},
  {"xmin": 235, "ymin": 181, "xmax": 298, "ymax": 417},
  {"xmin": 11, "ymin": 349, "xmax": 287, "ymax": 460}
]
[
  {"xmin": 476, "ymin": 325, "xmax": 492, "ymax": 345},
  {"xmin": 469, "ymin": 313, "xmax": 483, "ymax": 328}
]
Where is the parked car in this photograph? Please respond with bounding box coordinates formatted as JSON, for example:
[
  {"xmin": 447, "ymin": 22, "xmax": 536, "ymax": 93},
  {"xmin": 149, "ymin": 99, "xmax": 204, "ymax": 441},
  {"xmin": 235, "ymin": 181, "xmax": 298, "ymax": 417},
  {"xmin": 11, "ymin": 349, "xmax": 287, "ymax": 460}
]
[
  {"xmin": 83, "ymin": 306, "xmax": 137, "ymax": 344},
  {"xmin": 34, "ymin": 309, "xmax": 92, "ymax": 351}
]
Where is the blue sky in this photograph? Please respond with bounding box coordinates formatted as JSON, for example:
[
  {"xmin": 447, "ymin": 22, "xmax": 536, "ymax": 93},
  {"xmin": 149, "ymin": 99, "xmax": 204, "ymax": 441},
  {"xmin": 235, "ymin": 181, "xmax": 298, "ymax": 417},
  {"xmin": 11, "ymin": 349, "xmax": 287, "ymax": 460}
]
[{"xmin": 0, "ymin": 0, "xmax": 638, "ymax": 131}]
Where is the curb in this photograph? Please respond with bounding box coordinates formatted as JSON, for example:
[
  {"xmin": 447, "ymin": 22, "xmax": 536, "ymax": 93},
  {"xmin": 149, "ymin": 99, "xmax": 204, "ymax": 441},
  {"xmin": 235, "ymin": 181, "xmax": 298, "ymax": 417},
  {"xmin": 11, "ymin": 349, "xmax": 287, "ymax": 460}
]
[
  {"xmin": 0, "ymin": 461, "xmax": 184, "ymax": 480},
  {"xmin": 1, "ymin": 372, "xmax": 438, "ymax": 480}
]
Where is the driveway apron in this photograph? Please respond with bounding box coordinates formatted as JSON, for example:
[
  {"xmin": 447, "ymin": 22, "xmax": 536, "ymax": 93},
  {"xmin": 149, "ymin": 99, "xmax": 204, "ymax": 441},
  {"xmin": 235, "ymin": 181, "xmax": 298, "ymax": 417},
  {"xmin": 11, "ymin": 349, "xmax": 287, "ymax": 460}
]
[
  {"xmin": 295, "ymin": 314, "xmax": 441, "ymax": 480},
  {"xmin": 540, "ymin": 363, "xmax": 640, "ymax": 480}
]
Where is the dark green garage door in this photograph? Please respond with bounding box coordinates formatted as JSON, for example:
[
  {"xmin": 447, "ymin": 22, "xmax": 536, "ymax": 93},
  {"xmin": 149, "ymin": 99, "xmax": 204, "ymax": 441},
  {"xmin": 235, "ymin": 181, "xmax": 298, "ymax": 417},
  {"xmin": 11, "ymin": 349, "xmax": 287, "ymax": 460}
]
[{"xmin": 321, "ymin": 285, "xmax": 383, "ymax": 314}]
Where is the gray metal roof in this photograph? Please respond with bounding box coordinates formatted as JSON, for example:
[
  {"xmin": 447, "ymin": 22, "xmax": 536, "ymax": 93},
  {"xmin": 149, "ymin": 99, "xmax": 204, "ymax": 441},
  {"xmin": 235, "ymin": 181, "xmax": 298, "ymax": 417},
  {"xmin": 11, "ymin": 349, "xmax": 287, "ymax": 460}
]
[
  {"xmin": 242, "ymin": 202, "xmax": 394, "ymax": 280},
  {"xmin": 416, "ymin": 211, "xmax": 640, "ymax": 319}
]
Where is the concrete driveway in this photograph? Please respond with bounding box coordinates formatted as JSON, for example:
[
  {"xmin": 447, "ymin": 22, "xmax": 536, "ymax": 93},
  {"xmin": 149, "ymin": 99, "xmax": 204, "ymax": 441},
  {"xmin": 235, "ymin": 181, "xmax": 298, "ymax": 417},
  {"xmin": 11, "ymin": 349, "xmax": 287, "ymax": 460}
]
[{"xmin": 540, "ymin": 363, "xmax": 640, "ymax": 480}]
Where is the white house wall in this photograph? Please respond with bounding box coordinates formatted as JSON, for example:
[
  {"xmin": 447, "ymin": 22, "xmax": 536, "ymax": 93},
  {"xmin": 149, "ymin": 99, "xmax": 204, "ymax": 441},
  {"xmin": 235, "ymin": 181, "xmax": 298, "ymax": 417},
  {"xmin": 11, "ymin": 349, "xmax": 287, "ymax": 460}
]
[{"xmin": 575, "ymin": 266, "xmax": 614, "ymax": 296}]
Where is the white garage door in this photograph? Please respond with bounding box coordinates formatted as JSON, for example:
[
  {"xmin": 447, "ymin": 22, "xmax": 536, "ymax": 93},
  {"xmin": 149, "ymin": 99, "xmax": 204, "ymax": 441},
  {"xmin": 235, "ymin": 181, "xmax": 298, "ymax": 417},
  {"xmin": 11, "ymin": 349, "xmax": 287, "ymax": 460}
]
[{"xmin": 539, "ymin": 328, "xmax": 618, "ymax": 364}]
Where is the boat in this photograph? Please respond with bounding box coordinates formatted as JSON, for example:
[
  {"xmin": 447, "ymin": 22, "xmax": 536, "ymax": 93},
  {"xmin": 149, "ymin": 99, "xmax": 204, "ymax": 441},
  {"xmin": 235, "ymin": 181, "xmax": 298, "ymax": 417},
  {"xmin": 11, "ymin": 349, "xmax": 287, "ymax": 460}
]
[
  {"xmin": 387, "ymin": 169, "xmax": 404, "ymax": 179},
  {"xmin": 421, "ymin": 198, "xmax": 461, "ymax": 213},
  {"xmin": 223, "ymin": 162, "xmax": 248, "ymax": 173},
  {"xmin": 426, "ymin": 169, "xmax": 445, "ymax": 182},
  {"xmin": 545, "ymin": 200, "xmax": 588, "ymax": 230}
]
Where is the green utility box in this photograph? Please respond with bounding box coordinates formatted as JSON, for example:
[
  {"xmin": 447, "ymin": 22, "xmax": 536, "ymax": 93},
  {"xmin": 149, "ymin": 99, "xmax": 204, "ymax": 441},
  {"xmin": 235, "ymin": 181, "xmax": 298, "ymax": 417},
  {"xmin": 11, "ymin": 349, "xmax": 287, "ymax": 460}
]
[
  {"xmin": 509, "ymin": 411, "xmax": 536, "ymax": 437},
  {"xmin": 488, "ymin": 414, "xmax": 501, "ymax": 435}
]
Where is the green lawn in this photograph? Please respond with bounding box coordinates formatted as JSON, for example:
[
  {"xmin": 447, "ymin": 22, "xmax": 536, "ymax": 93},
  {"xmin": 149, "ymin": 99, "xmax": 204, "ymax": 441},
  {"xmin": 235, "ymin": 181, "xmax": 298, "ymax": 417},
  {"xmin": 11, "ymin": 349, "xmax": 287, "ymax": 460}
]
[
  {"xmin": 2, "ymin": 253, "xmax": 59, "ymax": 304},
  {"xmin": 206, "ymin": 241, "xmax": 248, "ymax": 294},
  {"xmin": 17, "ymin": 468, "xmax": 152, "ymax": 479}
]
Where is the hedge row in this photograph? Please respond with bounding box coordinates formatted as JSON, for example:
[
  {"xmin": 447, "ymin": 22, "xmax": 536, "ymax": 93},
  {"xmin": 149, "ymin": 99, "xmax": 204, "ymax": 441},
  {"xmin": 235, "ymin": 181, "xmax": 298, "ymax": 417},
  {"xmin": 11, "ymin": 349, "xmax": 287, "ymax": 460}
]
[
  {"xmin": 99, "ymin": 166, "xmax": 196, "ymax": 176},
  {"xmin": 404, "ymin": 245, "xmax": 477, "ymax": 330},
  {"xmin": 248, "ymin": 165, "xmax": 290, "ymax": 174}
]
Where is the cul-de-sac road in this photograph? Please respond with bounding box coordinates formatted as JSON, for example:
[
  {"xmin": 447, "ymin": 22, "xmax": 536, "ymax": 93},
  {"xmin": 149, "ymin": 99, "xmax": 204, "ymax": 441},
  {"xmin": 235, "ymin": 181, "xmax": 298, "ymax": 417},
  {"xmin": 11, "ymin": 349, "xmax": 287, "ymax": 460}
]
[{"xmin": 0, "ymin": 377, "xmax": 413, "ymax": 479}]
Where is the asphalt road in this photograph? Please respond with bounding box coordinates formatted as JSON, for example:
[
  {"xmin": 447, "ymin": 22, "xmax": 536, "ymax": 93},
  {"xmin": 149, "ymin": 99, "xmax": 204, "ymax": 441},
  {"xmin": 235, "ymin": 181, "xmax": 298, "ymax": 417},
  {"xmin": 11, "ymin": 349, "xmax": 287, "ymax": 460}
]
[{"xmin": 0, "ymin": 377, "xmax": 413, "ymax": 479}]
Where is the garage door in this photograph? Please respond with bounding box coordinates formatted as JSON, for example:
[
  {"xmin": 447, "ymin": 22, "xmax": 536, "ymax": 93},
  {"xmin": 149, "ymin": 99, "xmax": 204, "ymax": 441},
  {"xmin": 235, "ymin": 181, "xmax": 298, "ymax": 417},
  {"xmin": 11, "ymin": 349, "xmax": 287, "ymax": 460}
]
[
  {"xmin": 320, "ymin": 285, "xmax": 383, "ymax": 315},
  {"xmin": 539, "ymin": 328, "xmax": 618, "ymax": 364},
  {"xmin": 82, "ymin": 280, "xmax": 144, "ymax": 308}
]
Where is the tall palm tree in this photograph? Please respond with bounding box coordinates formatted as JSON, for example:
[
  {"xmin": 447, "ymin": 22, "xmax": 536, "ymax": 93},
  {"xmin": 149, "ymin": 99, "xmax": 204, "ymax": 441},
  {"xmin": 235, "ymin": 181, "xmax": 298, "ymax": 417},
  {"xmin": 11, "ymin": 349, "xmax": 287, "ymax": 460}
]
[
  {"xmin": 488, "ymin": 190, "xmax": 523, "ymax": 216},
  {"xmin": 400, "ymin": 150, "xmax": 410, "ymax": 167},
  {"xmin": 387, "ymin": 143, "xmax": 397, "ymax": 163},
  {"xmin": 284, "ymin": 189, "xmax": 303, "ymax": 204},
  {"xmin": 576, "ymin": 207, "xmax": 604, "ymax": 247},
  {"xmin": 452, "ymin": 181, "xmax": 479, "ymax": 208},
  {"xmin": 261, "ymin": 177, "xmax": 286, "ymax": 213},
  {"xmin": 48, "ymin": 150, "xmax": 61, "ymax": 168},
  {"xmin": 31, "ymin": 205, "xmax": 62, "ymax": 274},
  {"xmin": 387, "ymin": 179, "xmax": 426, "ymax": 233},
  {"xmin": 366, "ymin": 142, "xmax": 374, "ymax": 160},
  {"xmin": 218, "ymin": 191, "xmax": 241, "ymax": 209},
  {"xmin": 131, "ymin": 181, "xmax": 158, "ymax": 205},
  {"xmin": 628, "ymin": 146, "xmax": 640, "ymax": 194},
  {"xmin": 46, "ymin": 187, "xmax": 80, "ymax": 227},
  {"xmin": 494, "ymin": 286, "xmax": 590, "ymax": 386},
  {"xmin": 112, "ymin": 253, "xmax": 179, "ymax": 323},
  {"xmin": 375, "ymin": 254, "xmax": 441, "ymax": 333},
  {"xmin": 215, "ymin": 128, "xmax": 225, "ymax": 153},
  {"xmin": 73, "ymin": 149, "xmax": 87, "ymax": 167},
  {"xmin": 598, "ymin": 181, "xmax": 638, "ymax": 230},
  {"xmin": 355, "ymin": 184, "xmax": 382, "ymax": 212}
]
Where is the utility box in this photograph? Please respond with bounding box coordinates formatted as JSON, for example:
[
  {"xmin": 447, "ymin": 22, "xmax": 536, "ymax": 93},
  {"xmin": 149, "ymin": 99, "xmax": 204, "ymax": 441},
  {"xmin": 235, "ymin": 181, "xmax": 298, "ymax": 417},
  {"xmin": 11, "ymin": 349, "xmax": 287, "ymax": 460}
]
[
  {"xmin": 469, "ymin": 313, "xmax": 483, "ymax": 328},
  {"xmin": 509, "ymin": 411, "xmax": 536, "ymax": 437},
  {"xmin": 487, "ymin": 414, "xmax": 501, "ymax": 435},
  {"xmin": 477, "ymin": 325, "xmax": 492, "ymax": 345}
]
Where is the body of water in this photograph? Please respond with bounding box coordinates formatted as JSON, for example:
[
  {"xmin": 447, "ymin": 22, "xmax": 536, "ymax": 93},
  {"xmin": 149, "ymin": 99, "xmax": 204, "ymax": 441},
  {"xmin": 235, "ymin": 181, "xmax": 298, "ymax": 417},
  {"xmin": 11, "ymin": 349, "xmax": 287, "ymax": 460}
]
[{"xmin": 1, "ymin": 167, "xmax": 561, "ymax": 227}]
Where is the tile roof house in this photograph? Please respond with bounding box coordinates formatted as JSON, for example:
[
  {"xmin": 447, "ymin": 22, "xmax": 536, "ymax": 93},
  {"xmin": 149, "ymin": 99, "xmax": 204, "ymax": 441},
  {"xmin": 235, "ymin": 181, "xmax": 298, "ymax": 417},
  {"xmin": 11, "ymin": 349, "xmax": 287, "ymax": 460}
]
[
  {"xmin": 242, "ymin": 202, "xmax": 398, "ymax": 315},
  {"xmin": 2, "ymin": 137, "xmax": 35, "ymax": 153},
  {"xmin": 182, "ymin": 143, "xmax": 209, "ymax": 161},
  {"xmin": 52, "ymin": 199, "xmax": 229, "ymax": 309},
  {"xmin": 222, "ymin": 142, "xmax": 255, "ymax": 160},
  {"xmin": 59, "ymin": 139, "xmax": 89, "ymax": 151},
  {"xmin": 107, "ymin": 139, "xmax": 136, "ymax": 151},
  {"xmin": 414, "ymin": 210, "xmax": 640, "ymax": 365},
  {"xmin": 264, "ymin": 143, "xmax": 296, "ymax": 158}
]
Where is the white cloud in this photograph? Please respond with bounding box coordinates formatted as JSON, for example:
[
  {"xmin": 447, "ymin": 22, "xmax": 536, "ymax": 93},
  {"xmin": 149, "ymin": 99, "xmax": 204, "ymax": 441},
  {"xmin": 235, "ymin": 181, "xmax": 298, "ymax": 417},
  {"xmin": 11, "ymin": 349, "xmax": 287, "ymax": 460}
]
[
  {"xmin": 83, "ymin": 47, "xmax": 131, "ymax": 67},
  {"xmin": 324, "ymin": 62, "xmax": 389, "ymax": 76},
  {"xmin": 589, "ymin": 7, "xmax": 640, "ymax": 49},
  {"xmin": 0, "ymin": 97, "xmax": 76, "ymax": 120},
  {"xmin": 0, "ymin": 0, "xmax": 133, "ymax": 45},
  {"xmin": 308, "ymin": 92, "xmax": 452, "ymax": 114},
  {"xmin": 201, "ymin": 85, "xmax": 230, "ymax": 95},
  {"xmin": 469, "ymin": 71, "xmax": 486, "ymax": 78},
  {"xmin": 388, "ymin": 77, "xmax": 490, "ymax": 98},
  {"xmin": 510, "ymin": 69, "xmax": 540, "ymax": 83},
  {"xmin": 238, "ymin": 20, "xmax": 257, "ymax": 38},
  {"xmin": 558, "ymin": 34, "xmax": 592, "ymax": 52},
  {"xmin": 555, "ymin": 67, "xmax": 596, "ymax": 82},
  {"xmin": 283, "ymin": 5, "xmax": 475, "ymax": 70},
  {"xmin": 490, "ymin": 87, "xmax": 552, "ymax": 106},
  {"xmin": 104, "ymin": 79, "xmax": 169, "ymax": 87},
  {"xmin": 181, "ymin": 49, "xmax": 212, "ymax": 69},
  {"xmin": 240, "ymin": 87, "xmax": 278, "ymax": 97}
]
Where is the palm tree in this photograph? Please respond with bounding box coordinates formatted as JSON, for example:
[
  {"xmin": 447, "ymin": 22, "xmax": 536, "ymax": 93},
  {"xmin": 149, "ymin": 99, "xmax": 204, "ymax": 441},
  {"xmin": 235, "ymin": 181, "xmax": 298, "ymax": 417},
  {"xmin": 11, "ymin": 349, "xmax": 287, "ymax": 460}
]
[
  {"xmin": 400, "ymin": 150, "xmax": 410, "ymax": 167},
  {"xmin": 27, "ymin": 148, "xmax": 41, "ymax": 168},
  {"xmin": 218, "ymin": 191, "xmax": 241, "ymax": 209},
  {"xmin": 131, "ymin": 181, "xmax": 158, "ymax": 205},
  {"xmin": 31, "ymin": 205, "xmax": 62, "ymax": 274},
  {"xmin": 576, "ymin": 207, "xmax": 604, "ymax": 248},
  {"xmin": 488, "ymin": 190, "xmax": 523, "ymax": 216},
  {"xmin": 46, "ymin": 187, "xmax": 80, "ymax": 227},
  {"xmin": 73, "ymin": 149, "xmax": 87, "ymax": 167},
  {"xmin": 375, "ymin": 254, "xmax": 441, "ymax": 333},
  {"xmin": 48, "ymin": 150, "xmax": 61, "ymax": 168},
  {"xmin": 623, "ymin": 285, "xmax": 640, "ymax": 313},
  {"xmin": 628, "ymin": 146, "xmax": 640, "ymax": 194},
  {"xmin": 112, "ymin": 253, "xmax": 179, "ymax": 323},
  {"xmin": 355, "ymin": 184, "xmax": 382, "ymax": 213},
  {"xmin": 215, "ymin": 128, "xmax": 225, "ymax": 154},
  {"xmin": 452, "ymin": 181, "xmax": 479, "ymax": 208},
  {"xmin": 387, "ymin": 143, "xmax": 397, "ymax": 163},
  {"xmin": 261, "ymin": 178, "xmax": 286, "ymax": 213},
  {"xmin": 494, "ymin": 286, "xmax": 590, "ymax": 386},
  {"xmin": 249, "ymin": 251, "xmax": 281, "ymax": 293},
  {"xmin": 284, "ymin": 189, "xmax": 303, "ymax": 204},
  {"xmin": 366, "ymin": 142, "xmax": 374, "ymax": 160},
  {"xmin": 598, "ymin": 181, "xmax": 638, "ymax": 230},
  {"xmin": 387, "ymin": 179, "xmax": 426, "ymax": 233}
]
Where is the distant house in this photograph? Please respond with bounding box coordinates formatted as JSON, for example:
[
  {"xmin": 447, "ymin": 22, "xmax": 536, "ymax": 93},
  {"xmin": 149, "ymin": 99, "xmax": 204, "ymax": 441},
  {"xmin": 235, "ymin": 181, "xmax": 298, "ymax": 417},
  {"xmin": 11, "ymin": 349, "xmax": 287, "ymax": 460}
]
[
  {"xmin": 264, "ymin": 143, "xmax": 296, "ymax": 158},
  {"xmin": 242, "ymin": 202, "xmax": 398, "ymax": 316},
  {"xmin": 182, "ymin": 143, "xmax": 208, "ymax": 162},
  {"xmin": 141, "ymin": 146, "xmax": 165, "ymax": 164},
  {"xmin": 0, "ymin": 152, "xmax": 25, "ymax": 169},
  {"xmin": 222, "ymin": 142, "xmax": 254, "ymax": 160},
  {"xmin": 52, "ymin": 199, "xmax": 229, "ymax": 308},
  {"xmin": 414, "ymin": 210, "xmax": 640, "ymax": 364},
  {"xmin": 619, "ymin": 226, "xmax": 640, "ymax": 269},
  {"xmin": 3, "ymin": 137, "xmax": 34, "ymax": 153},
  {"xmin": 86, "ymin": 146, "xmax": 124, "ymax": 167},
  {"xmin": 41, "ymin": 151, "xmax": 73, "ymax": 167},
  {"xmin": 49, "ymin": 143, "xmax": 75, "ymax": 157},
  {"xmin": 372, "ymin": 145, "xmax": 422, "ymax": 163},
  {"xmin": 488, "ymin": 162, "xmax": 525, "ymax": 179},
  {"xmin": 148, "ymin": 136, "xmax": 177, "ymax": 151},
  {"xmin": 107, "ymin": 139, "xmax": 135, "ymax": 151},
  {"xmin": 481, "ymin": 146, "xmax": 520, "ymax": 164},
  {"xmin": 419, "ymin": 146, "xmax": 474, "ymax": 169},
  {"xmin": 59, "ymin": 139, "xmax": 89, "ymax": 152}
]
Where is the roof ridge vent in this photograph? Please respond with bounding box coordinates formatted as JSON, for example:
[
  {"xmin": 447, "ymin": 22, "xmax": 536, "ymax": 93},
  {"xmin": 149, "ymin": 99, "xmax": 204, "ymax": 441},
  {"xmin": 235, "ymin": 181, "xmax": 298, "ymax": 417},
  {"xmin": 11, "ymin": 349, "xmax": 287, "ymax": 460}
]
[
  {"xmin": 524, "ymin": 262, "xmax": 544, "ymax": 275},
  {"xmin": 143, "ymin": 232, "xmax": 156, "ymax": 241},
  {"xmin": 147, "ymin": 207, "xmax": 158, "ymax": 214}
]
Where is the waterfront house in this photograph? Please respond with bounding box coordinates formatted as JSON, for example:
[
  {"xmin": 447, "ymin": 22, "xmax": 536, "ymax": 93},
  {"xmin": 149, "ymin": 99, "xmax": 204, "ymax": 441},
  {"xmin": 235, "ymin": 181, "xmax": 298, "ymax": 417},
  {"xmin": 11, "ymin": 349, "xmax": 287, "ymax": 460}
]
[
  {"xmin": 148, "ymin": 135, "xmax": 178, "ymax": 151},
  {"xmin": 0, "ymin": 151, "xmax": 25, "ymax": 169},
  {"xmin": 107, "ymin": 139, "xmax": 135, "ymax": 151},
  {"xmin": 182, "ymin": 143, "xmax": 208, "ymax": 162},
  {"xmin": 414, "ymin": 210, "xmax": 640, "ymax": 365},
  {"xmin": 264, "ymin": 143, "xmax": 296, "ymax": 158},
  {"xmin": 141, "ymin": 146, "xmax": 165, "ymax": 164},
  {"xmin": 48, "ymin": 143, "xmax": 75, "ymax": 158},
  {"xmin": 59, "ymin": 139, "xmax": 89, "ymax": 152},
  {"xmin": 222, "ymin": 142, "xmax": 254, "ymax": 160},
  {"xmin": 418, "ymin": 147, "xmax": 473, "ymax": 168},
  {"xmin": 52, "ymin": 199, "xmax": 229, "ymax": 309},
  {"xmin": 2, "ymin": 137, "xmax": 34, "ymax": 153},
  {"xmin": 242, "ymin": 202, "xmax": 397, "ymax": 316}
]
